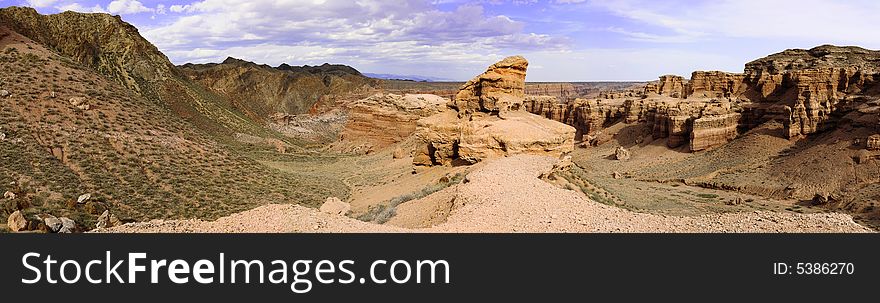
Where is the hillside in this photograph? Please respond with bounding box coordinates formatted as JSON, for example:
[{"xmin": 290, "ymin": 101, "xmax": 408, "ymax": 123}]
[
  {"xmin": 179, "ymin": 57, "xmax": 377, "ymax": 121},
  {"xmin": 0, "ymin": 6, "xmax": 279, "ymax": 140},
  {"xmin": 0, "ymin": 10, "xmax": 347, "ymax": 231}
]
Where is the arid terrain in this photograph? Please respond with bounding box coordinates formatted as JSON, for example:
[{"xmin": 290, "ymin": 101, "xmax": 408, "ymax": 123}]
[{"xmin": 1, "ymin": 7, "xmax": 877, "ymax": 233}]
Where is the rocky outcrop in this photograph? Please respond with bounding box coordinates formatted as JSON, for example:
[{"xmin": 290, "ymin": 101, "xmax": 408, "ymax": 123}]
[
  {"xmin": 341, "ymin": 93, "xmax": 448, "ymax": 148},
  {"xmin": 644, "ymin": 75, "xmax": 686, "ymax": 97},
  {"xmin": 414, "ymin": 56, "xmax": 575, "ymax": 167},
  {"xmin": 0, "ymin": 6, "xmax": 175, "ymax": 93},
  {"xmin": 687, "ymin": 71, "xmax": 747, "ymax": 99},
  {"xmin": 524, "ymin": 45, "xmax": 880, "ymax": 151},
  {"xmin": 451, "ymin": 56, "xmax": 528, "ymax": 116},
  {"xmin": 690, "ymin": 112, "xmax": 741, "ymax": 151},
  {"xmin": 744, "ymin": 46, "xmax": 880, "ymax": 138}
]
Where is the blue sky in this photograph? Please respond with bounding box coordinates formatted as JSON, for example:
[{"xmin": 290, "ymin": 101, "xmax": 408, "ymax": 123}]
[{"xmin": 4, "ymin": 0, "xmax": 880, "ymax": 81}]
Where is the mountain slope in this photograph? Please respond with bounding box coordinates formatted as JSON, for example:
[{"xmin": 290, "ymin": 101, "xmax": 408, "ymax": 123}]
[
  {"xmin": 179, "ymin": 57, "xmax": 377, "ymax": 121},
  {"xmin": 0, "ymin": 18, "xmax": 345, "ymax": 230},
  {"xmin": 0, "ymin": 6, "xmax": 279, "ymax": 140}
]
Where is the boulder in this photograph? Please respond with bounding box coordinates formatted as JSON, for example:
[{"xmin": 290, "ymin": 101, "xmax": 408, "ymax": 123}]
[
  {"xmin": 69, "ymin": 97, "xmax": 90, "ymax": 110},
  {"xmin": 96, "ymin": 210, "xmax": 122, "ymax": 229},
  {"xmin": 7, "ymin": 210, "xmax": 27, "ymax": 232},
  {"xmin": 4, "ymin": 190, "xmax": 15, "ymax": 200},
  {"xmin": 614, "ymin": 146, "xmax": 631, "ymax": 161},
  {"xmin": 58, "ymin": 217, "xmax": 75, "ymax": 233},
  {"xmin": 319, "ymin": 197, "xmax": 350, "ymax": 215},
  {"xmin": 0, "ymin": 89, "xmax": 9, "ymax": 97},
  {"xmin": 43, "ymin": 215, "xmax": 62, "ymax": 233},
  {"xmin": 612, "ymin": 171, "xmax": 622, "ymax": 179},
  {"xmin": 77, "ymin": 193, "xmax": 91, "ymax": 204}
]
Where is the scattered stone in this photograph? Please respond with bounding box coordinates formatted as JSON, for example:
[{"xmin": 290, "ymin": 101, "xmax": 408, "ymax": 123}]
[
  {"xmin": 77, "ymin": 193, "xmax": 91, "ymax": 204},
  {"xmin": 96, "ymin": 210, "xmax": 122, "ymax": 229},
  {"xmin": 811, "ymin": 192, "xmax": 836, "ymax": 205},
  {"xmin": 58, "ymin": 217, "xmax": 75, "ymax": 233},
  {"xmin": 4, "ymin": 190, "xmax": 15, "ymax": 200},
  {"xmin": 43, "ymin": 215, "xmax": 62, "ymax": 233},
  {"xmin": 614, "ymin": 146, "xmax": 631, "ymax": 161},
  {"xmin": 552, "ymin": 155, "xmax": 572, "ymax": 171},
  {"xmin": 69, "ymin": 97, "xmax": 90, "ymax": 110},
  {"xmin": 726, "ymin": 197, "xmax": 744, "ymax": 206},
  {"xmin": 0, "ymin": 132, "xmax": 5, "ymax": 141},
  {"xmin": 0, "ymin": 89, "xmax": 9, "ymax": 97},
  {"xmin": 612, "ymin": 171, "xmax": 622, "ymax": 179},
  {"xmin": 7, "ymin": 210, "xmax": 27, "ymax": 232},
  {"xmin": 868, "ymin": 134, "xmax": 880, "ymax": 150},
  {"xmin": 49, "ymin": 91, "xmax": 56, "ymax": 98},
  {"xmin": 319, "ymin": 197, "xmax": 350, "ymax": 216},
  {"xmin": 392, "ymin": 147, "xmax": 407, "ymax": 159}
]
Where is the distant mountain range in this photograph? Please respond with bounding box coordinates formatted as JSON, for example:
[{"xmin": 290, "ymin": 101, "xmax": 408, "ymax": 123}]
[{"xmin": 363, "ymin": 73, "xmax": 453, "ymax": 82}]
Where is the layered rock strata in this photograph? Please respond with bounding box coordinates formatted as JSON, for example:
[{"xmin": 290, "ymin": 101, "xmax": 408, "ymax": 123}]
[{"xmin": 414, "ymin": 56, "xmax": 576, "ymax": 166}]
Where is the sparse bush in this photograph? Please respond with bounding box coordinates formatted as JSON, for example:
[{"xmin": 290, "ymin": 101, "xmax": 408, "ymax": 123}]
[{"xmin": 358, "ymin": 172, "xmax": 465, "ymax": 223}]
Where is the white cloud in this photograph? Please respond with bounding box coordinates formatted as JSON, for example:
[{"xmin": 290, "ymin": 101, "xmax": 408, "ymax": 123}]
[
  {"xmin": 25, "ymin": 0, "xmax": 60, "ymax": 8},
  {"xmin": 106, "ymin": 0, "xmax": 153, "ymax": 15},
  {"xmin": 139, "ymin": 0, "xmax": 564, "ymax": 80},
  {"xmin": 169, "ymin": 4, "xmax": 191, "ymax": 13},
  {"xmin": 56, "ymin": 2, "xmax": 107, "ymax": 13},
  {"xmin": 592, "ymin": 0, "xmax": 880, "ymax": 47}
]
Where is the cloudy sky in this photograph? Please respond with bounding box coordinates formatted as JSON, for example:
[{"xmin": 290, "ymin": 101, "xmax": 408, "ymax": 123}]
[{"xmin": 5, "ymin": 0, "xmax": 880, "ymax": 81}]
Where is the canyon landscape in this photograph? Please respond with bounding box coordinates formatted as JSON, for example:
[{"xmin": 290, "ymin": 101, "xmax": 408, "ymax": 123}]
[{"xmin": 1, "ymin": 6, "xmax": 878, "ymax": 234}]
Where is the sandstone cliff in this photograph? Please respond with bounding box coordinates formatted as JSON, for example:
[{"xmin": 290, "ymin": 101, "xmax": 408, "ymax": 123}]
[
  {"xmin": 414, "ymin": 56, "xmax": 575, "ymax": 166},
  {"xmin": 341, "ymin": 93, "xmax": 447, "ymax": 149},
  {"xmin": 451, "ymin": 56, "xmax": 528, "ymax": 117},
  {"xmin": 524, "ymin": 45, "xmax": 880, "ymax": 151}
]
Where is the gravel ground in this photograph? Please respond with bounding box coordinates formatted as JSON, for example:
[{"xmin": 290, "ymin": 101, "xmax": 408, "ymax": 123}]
[{"xmin": 98, "ymin": 155, "xmax": 872, "ymax": 233}]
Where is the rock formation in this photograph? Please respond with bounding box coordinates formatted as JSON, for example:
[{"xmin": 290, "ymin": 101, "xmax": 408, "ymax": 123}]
[
  {"xmin": 451, "ymin": 56, "xmax": 529, "ymax": 117},
  {"xmin": 414, "ymin": 56, "xmax": 576, "ymax": 166},
  {"xmin": 341, "ymin": 93, "xmax": 448, "ymax": 148},
  {"xmin": 524, "ymin": 45, "xmax": 880, "ymax": 151},
  {"xmin": 644, "ymin": 75, "xmax": 686, "ymax": 98}
]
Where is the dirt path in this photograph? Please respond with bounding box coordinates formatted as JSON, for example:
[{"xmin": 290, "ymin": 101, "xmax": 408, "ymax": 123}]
[{"xmin": 99, "ymin": 155, "xmax": 872, "ymax": 233}]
